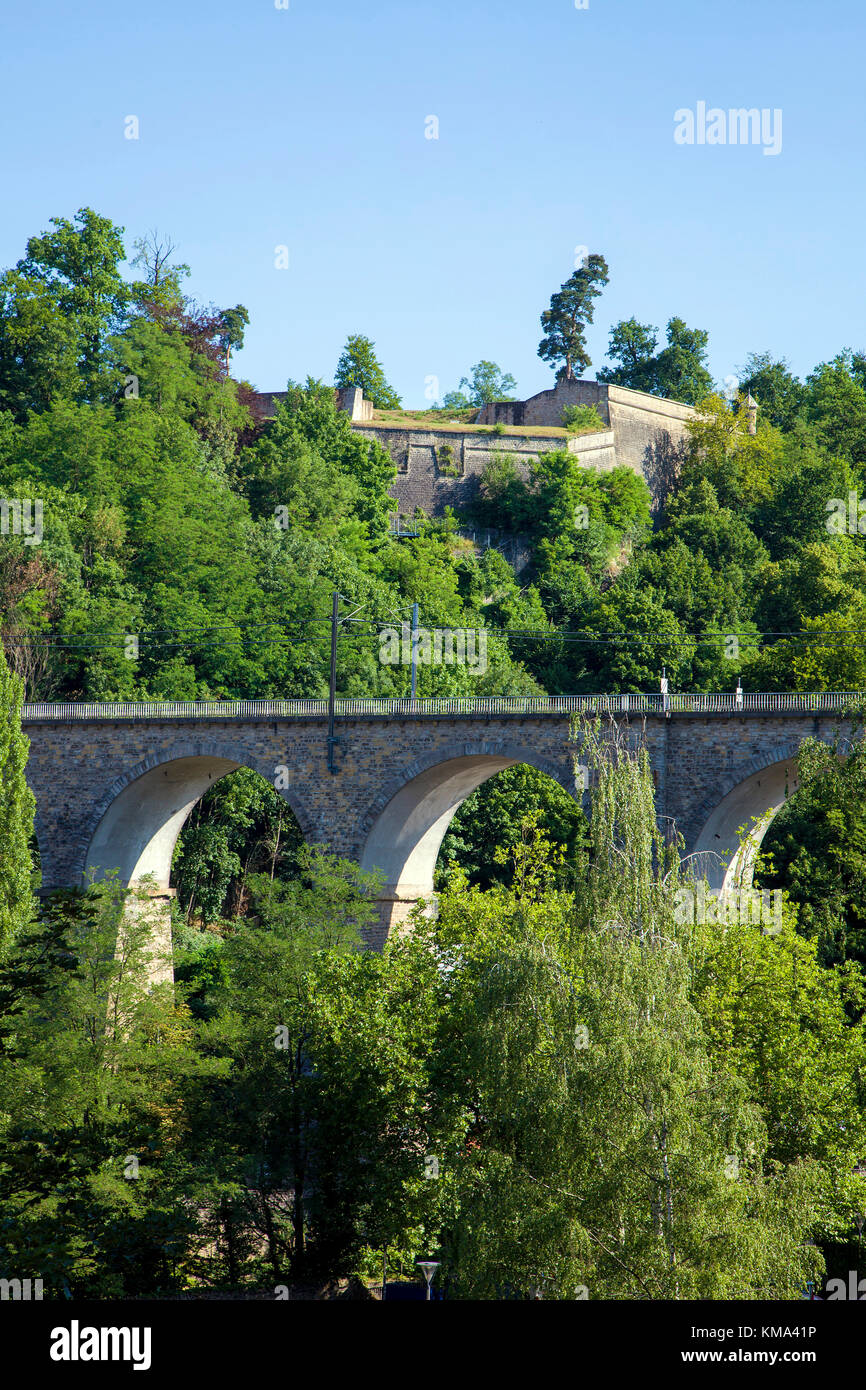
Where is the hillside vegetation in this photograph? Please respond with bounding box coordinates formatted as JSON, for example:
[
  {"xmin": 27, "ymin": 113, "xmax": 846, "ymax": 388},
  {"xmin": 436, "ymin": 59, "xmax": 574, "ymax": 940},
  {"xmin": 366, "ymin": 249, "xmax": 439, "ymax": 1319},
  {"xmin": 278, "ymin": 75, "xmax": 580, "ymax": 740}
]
[{"xmin": 3, "ymin": 213, "xmax": 866, "ymax": 1299}]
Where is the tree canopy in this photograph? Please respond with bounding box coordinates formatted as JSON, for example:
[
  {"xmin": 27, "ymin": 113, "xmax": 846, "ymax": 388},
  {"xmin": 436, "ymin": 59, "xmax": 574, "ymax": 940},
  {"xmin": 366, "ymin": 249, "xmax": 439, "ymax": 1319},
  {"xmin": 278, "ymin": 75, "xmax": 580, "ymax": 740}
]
[
  {"xmin": 538, "ymin": 255, "xmax": 610, "ymax": 381},
  {"xmin": 334, "ymin": 333, "xmax": 401, "ymax": 409}
]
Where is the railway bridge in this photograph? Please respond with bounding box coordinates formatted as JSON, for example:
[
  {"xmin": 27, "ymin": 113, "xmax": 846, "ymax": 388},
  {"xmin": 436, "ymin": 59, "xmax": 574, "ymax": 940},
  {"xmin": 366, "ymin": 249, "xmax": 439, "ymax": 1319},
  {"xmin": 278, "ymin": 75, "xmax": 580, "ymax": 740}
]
[{"xmin": 20, "ymin": 693, "xmax": 862, "ymax": 960}]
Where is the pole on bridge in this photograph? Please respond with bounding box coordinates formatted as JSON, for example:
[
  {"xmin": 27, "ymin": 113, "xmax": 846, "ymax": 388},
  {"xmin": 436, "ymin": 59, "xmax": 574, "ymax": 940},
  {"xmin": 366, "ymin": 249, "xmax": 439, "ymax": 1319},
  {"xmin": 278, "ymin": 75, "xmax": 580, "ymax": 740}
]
[
  {"xmin": 410, "ymin": 602, "xmax": 419, "ymax": 701},
  {"xmin": 327, "ymin": 591, "xmax": 339, "ymax": 774}
]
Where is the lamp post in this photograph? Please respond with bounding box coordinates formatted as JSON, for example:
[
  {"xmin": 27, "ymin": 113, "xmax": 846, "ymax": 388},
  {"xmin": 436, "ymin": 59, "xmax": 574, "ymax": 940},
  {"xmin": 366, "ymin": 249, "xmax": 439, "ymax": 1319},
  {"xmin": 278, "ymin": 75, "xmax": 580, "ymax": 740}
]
[{"xmin": 417, "ymin": 1260, "xmax": 440, "ymax": 1301}]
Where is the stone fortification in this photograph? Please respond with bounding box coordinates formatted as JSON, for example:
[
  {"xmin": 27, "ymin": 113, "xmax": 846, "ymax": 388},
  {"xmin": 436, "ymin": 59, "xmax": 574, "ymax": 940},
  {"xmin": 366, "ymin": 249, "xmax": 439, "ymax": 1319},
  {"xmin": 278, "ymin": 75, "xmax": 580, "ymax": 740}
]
[
  {"xmin": 354, "ymin": 423, "xmax": 616, "ymax": 518},
  {"xmin": 251, "ymin": 378, "xmax": 696, "ymax": 513}
]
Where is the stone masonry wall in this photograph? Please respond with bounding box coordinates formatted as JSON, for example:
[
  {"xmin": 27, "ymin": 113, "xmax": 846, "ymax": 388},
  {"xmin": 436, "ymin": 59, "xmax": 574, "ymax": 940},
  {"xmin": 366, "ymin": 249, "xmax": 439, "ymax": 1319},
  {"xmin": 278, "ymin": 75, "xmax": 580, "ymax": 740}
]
[
  {"xmin": 476, "ymin": 380, "xmax": 695, "ymax": 506},
  {"xmin": 477, "ymin": 379, "xmax": 611, "ymax": 428},
  {"xmin": 352, "ymin": 425, "xmax": 617, "ymax": 517},
  {"xmin": 251, "ymin": 378, "xmax": 694, "ymax": 512},
  {"xmin": 23, "ymin": 709, "xmax": 851, "ymax": 948}
]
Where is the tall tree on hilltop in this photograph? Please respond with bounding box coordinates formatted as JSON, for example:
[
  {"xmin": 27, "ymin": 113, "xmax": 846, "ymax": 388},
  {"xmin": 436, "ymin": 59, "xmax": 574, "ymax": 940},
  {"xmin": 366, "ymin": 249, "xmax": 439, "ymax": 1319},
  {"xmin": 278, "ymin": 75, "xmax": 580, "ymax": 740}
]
[
  {"xmin": 218, "ymin": 305, "xmax": 250, "ymax": 375},
  {"xmin": 0, "ymin": 643, "xmax": 35, "ymax": 949},
  {"xmin": 334, "ymin": 333, "xmax": 401, "ymax": 409},
  {"xmin": 130, "ymin": 230, "xmax": 190, "ymax": 321},
  {"xmin": 653, "ymin": 317, "xmax": 713, "ymax": 404},
  {"xmin": 538, "ymin": 255, "xmax": 609, "ymax": 382},
  {"xmin": 458, "ymin": 360, "xmax": 518, "ymax": 406},
  {"xmin": 597, "ymin": 317, "xmax": 659, "ymax": 392},
  {"xmin": 15, "ymin": 208, "xmax": 130, "ymax": 402},
  {"xmin": 600, "ymin": 316, "xmax": 713, "ymax": 405}
]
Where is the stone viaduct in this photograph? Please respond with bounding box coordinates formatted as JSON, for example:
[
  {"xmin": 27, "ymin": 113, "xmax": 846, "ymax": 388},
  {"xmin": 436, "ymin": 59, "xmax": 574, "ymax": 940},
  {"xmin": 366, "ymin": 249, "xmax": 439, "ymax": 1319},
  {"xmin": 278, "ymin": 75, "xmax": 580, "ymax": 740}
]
[{"xmin": 19, "ymin": 693, "xmax": 861, "ymax": 964}]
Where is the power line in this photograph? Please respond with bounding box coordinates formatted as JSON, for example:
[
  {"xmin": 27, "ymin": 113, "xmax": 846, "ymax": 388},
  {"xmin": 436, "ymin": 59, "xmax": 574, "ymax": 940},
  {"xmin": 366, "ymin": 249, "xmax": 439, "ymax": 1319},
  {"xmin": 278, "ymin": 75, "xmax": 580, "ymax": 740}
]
[{"xmin": 5, "ymin": 618, "xmax": 866, "ymax": 655}]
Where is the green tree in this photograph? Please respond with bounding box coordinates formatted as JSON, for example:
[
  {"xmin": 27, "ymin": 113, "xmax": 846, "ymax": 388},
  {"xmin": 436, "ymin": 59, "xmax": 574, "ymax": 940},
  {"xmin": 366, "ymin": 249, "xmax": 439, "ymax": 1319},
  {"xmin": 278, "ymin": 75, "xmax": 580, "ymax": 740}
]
[
  {"xmin": 748, "ymin": 605, "xmax": 866, "ymax": 694},
  {"xmin": 738, "ymin": 351, "xmax": 805, "ymax": 432},
  {"xmin": 334, "ymin": 333, "xmax": 401, "ymax": 409},
  {"xmin": 173, "ymin": 767, "xmax": 305, "ymax": 925},
  {"xmin": 575, "ymin": 586, "xmax": 696, "ymax": 693},
  {"xmin": 438, "ymin": 389, "xmax": 471, "ymax": 412},
  {"xmin": 188, "ymin": 853, "xmax": 444, "ymax": 1283},
  {"xmin": 246, "ymin": 378, "xmax": 396, "ymax": 535},
  {"xmin": 15, "ymin": 208, "xmax": 130, "ymax": 402},
  {"xmin": 130, "ymin": 230, "xmax": 190, "ymax": 320},
  {"xmin": 597, "ymin": 317, "xmax": 659, "ymax": 392},
  {"xmin": 0, "ymin": 883, "xmax": 203, "ymax": 1296},
  {"xmin": 804, "ymin": 353, "xmax": 866, "ymax": 465},
  {"xmin": 437, "ymin": 766, "xmax": 588, "ymax": 891},
  {"xmin": 538, "ymin": 255, "xmax": 610, "ymax": 382},
  {"xmin": 432, "ymin": 727, "xmax": 821, "ymax": 1298},
  {"xmin": 457, "ymin": 360, "xmax": 517, "ymax": 406},
  {"xmin": 681, "ymin": 392, "xmax": 788, "ymax": 512},
  {"xmin": 688, "ymin": 901, "xmax": 866, "ymax": 1254},
  {"xmin": 756, "ymin": 731, "xmax": 866, "ymax": 967},
  {"xmin": 0, "ymin": 269, "xmax": 80, "ymax": 419},
  {"xmin": 652, "ymin": 317, "xmax": 714, "ymax": 405},
  {"xmin": 218, "ymin": 305, "xmax": 249, "ymax": 374},
  {"xmin": 598, "ymin": 316, "xmax": 713, "ymax": 405},
  {"xmin": 0, "ymin": 645, "xmax": 35, "ymax": 948}
]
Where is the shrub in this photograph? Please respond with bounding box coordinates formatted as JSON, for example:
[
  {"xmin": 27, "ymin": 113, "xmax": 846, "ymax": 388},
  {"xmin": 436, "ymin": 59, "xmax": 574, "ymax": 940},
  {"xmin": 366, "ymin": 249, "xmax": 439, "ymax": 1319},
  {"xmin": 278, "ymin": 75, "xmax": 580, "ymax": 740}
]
[
  {"xmin": 561, "ymin": 403, "xmax": 605, "ymax": 433},
  {"xmin": 437, "ymin": 442, "xmax": 461, "ymax": 476}
]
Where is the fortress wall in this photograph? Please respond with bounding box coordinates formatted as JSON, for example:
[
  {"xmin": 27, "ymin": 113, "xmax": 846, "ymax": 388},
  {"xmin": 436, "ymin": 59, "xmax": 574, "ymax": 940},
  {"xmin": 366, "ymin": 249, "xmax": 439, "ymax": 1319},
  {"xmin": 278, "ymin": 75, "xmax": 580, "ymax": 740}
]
[
  {"xmin": 475, "ymin": 380, "xmax": 610, "ymax": 428},
  {"xmin": 605, "ymin": 386, "xmax": 694, "ymax": 506},
  {"xmin": 479, "ymin": 381, "xmax": 696, "ymax": 505},
  {"xmin": 250, "ymin": 386, "xmax": 373, "ymax": 424},
  {"xmin": 606, "ymin": 386, "xmax": 693, "ymax": 472},
  {"xmin": 251, "ymin": 379, "xmax": 695, "ymax": 512},
  {"xmin": 522, "ymin": 380, "xmax": 611, "ymax": 427},
  {"xmin": 352, "ymin": 425, "xmax": 617, "ymax": 517}
]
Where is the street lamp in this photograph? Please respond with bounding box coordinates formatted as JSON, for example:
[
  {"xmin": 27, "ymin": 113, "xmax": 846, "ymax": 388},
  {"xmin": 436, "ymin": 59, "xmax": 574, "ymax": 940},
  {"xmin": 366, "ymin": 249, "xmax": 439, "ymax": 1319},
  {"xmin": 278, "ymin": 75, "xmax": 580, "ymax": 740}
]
[{"xmin": 417, "ymin": 1260, "xmax": 440, "ymax": 1301}]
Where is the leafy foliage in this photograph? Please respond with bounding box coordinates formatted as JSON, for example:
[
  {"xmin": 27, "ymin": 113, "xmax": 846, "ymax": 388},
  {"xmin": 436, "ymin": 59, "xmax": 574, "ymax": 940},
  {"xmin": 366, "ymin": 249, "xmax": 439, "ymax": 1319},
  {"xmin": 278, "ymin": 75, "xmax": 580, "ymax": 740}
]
[
  {"xmin": 4, "ymin": 209, "xmax": 866, "ymax": 1298},
  {"xmin": 599, "ymin": 315, "xmax": 714, "ymax": 405},
  {"xmin": 334, "ymin": 333, "xmax": 401, "ymax": 409},
  {"xmin": 0, "ymin": 644, "xmax": 34, "ymax": 947}
]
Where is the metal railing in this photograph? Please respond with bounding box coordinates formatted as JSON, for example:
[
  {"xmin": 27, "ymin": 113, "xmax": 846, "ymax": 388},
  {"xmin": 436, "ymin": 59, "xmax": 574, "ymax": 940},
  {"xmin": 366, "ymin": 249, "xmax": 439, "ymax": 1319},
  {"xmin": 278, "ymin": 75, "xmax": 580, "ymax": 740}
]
[{"xmin": 19, "ymin": 692, "xmax": 866, "ymax": 722}]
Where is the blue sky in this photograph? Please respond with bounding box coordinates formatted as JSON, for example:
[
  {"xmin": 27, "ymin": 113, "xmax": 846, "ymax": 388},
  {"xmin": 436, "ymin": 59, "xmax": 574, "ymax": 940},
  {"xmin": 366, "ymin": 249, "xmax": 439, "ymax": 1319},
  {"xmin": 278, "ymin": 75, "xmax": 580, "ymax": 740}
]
[{"xmin": 1, "ymin": 0, "xmax": 863, "ymax": 405}]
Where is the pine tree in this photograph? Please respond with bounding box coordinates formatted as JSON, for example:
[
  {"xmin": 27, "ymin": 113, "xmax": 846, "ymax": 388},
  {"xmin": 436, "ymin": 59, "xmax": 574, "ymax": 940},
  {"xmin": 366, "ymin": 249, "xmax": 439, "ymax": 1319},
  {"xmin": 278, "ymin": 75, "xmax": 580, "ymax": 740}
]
[{"xmin": 538, "ymin": 256, "xmax": 609, "ymax": 382}]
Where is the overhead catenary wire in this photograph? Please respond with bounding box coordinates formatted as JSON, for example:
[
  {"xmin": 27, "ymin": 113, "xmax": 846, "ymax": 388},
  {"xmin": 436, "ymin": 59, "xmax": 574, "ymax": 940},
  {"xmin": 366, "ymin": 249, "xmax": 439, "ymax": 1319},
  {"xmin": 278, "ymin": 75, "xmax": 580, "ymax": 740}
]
[
  {"xmin": 3, "ymin": 606, "xmax": 866, "ymax": 644},
  {"xmin": 5, "ymin": 619, "xmax": 866, "ymax": 653}
]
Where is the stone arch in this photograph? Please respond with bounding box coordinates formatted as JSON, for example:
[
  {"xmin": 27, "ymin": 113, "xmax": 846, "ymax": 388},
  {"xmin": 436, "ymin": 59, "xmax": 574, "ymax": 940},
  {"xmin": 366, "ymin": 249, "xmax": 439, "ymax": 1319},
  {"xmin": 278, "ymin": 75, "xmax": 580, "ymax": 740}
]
[
  {"xmin": 79, "ymin": 741, "xmax": 314, "ymax": 889},
  {"xmin": 691, "ymin": 735, "xmax": 854, "ymax": 893},
  {"xmin": 358, "ymin": 741, "xmax": 580, "ymax": 939}
]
